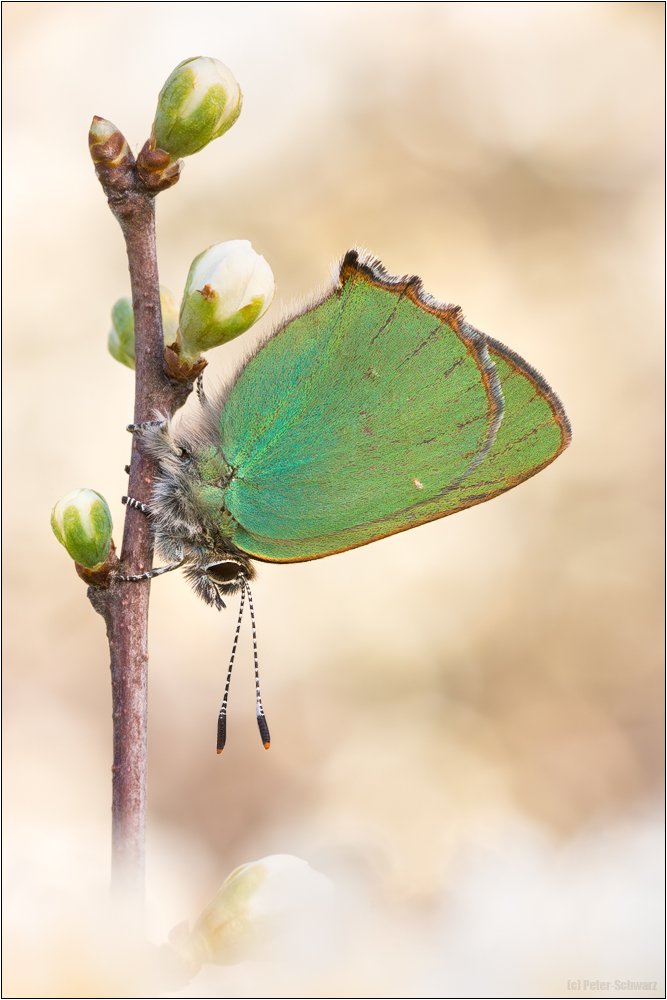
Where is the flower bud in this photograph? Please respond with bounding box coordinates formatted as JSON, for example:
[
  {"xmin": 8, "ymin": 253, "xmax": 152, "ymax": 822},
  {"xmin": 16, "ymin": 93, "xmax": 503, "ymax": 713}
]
[
  {"xmin": 89, "ymin": 117, "xmax": 135, "ymax": 194},
  {"xmin": 51, "ymin": 489, "xmax": 113, "ymax": 570},
  {"xmin": 178, "ymin": 240, "xmax": 275, "ymax": 362},
  {"xmin": 89, "ymin": 117, "xmax": 132, "ymax": 165},
  {"xmin": 107, "ymin": 297, "xmax": 135, "ymax": 369},
  {"xmin": 175, "ymin": 855, "xmax": 333, "ymax": 966},
  {"xmin": 152, "ymin": 56, "xmax": 242, "ymax": 160},
  {"xmin": 159, "ymin": 287, "xmax": 180, "ymax": 346},
  {"xmin": 108, "ymin": 287, "xmax": 180, "ymax": 369}
]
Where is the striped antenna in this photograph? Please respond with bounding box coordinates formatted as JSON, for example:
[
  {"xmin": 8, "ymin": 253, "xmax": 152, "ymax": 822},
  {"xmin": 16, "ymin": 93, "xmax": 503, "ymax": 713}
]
[
  {"xmin": 245, "ymin": 580, "xmax": 271, "ymax": 749},
  {"xmin": 216, "ymin": 585, "xmax": 245, "ymax": 753}
]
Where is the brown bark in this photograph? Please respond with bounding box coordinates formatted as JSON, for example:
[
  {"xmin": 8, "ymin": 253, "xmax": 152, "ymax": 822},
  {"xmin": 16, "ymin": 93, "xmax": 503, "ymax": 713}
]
[{"xmin": 88, "ymin": 120, "xmax": 192, "ymax": 903}]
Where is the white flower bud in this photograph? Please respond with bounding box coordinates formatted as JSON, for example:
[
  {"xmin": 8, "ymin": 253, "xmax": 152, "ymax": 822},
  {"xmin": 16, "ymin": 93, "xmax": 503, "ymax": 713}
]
[
  {"xmin": 178, "ymin": 240, "xmax": 275, "ymax": 361},
  {"xmin": 176, "ymin": 854, "xmax": 333, "ymax": 966},
  {"xmin": 153, "ymin": 56, "xmax": 242, "ymax": 159},
  {"xmin": 51, "ymin": 489, "xmax": 113, "ymax": 569}
]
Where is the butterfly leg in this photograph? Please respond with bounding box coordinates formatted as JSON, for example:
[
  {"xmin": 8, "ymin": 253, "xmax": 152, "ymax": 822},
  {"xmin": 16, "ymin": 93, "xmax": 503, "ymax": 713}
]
[
  {"xmin": 124, "ymin": 420, "xmax": 165, "ymax": 470},
  {"xmin": 122, "ymin": 495, "xmax": 152, "ymax": 515},
  {"xmin": 126, "ymin": 419, "xmax": 166, "ymax": 434},
  {"xmin": 120, "ymin": 558, "xmax": 185, "ymax": 582},
  {"xmin": 126, "ymin": 417, "xmax": 184, "ymax": 463},
  {"xmin": 196, "ymin": 372, "xmax": 207, "ymax": 406}
]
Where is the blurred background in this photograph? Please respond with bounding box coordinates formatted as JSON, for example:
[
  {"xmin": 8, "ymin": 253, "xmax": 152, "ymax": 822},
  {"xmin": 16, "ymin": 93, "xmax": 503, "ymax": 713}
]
[{"xmin": 3, "ymin": 2, "xmax": 664, "ymax": 996}]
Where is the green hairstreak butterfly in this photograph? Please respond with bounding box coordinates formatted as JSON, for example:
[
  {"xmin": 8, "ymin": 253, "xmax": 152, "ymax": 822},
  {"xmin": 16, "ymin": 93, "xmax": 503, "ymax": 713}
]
[{"xmin": 123, "ymin": 250, "xmax": 571, "ymax": 750}]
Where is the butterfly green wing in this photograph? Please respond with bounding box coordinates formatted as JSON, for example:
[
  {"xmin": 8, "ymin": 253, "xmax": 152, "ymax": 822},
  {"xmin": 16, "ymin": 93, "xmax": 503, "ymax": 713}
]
[{"xmin": 219, "ymin": 251, "xmax": 569, "ymax": 563}]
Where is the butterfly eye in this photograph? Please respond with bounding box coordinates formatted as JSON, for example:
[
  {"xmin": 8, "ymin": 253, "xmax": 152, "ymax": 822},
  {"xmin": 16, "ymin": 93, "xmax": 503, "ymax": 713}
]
[{"xmin": 206, "ymin": 560, "xmax": 244, "ymax": 584}]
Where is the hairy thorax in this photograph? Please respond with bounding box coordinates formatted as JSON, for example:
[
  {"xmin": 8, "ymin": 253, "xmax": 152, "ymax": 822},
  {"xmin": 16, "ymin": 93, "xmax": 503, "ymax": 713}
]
[{"xmin": 139, "ymin": 419, "xmax": 255, "ymax": 608}]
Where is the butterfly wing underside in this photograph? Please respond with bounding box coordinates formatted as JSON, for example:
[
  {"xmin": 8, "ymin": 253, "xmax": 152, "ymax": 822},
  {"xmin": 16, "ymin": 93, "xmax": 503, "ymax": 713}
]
[{"xmin": 219, "ymin": 252, "xmax": 570, "ymax": 563}]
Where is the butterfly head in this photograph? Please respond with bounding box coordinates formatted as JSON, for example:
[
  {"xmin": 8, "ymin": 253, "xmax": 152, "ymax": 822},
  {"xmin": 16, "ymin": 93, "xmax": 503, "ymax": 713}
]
[{"xmin": 183, "ymin": 556, "xmax": 253, "ymax": 610}]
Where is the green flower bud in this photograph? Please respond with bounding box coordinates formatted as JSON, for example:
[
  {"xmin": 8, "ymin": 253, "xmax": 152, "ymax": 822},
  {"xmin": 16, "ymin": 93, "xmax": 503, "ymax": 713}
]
[
  {"xmin": 108, "ymin": 287, "xmax": 180, "ymax": 369},
  {"xmin": 108, "ymin": 297, "xmax": 135, "ymax": 368},
  {"xmin": 152, "ymin": 56, "xmax": 242, "ymax": 160},
  {"xmin": 178, "ymin": 240, "xmax": 275, "ymax": 363},
  {"xmin": 159, "ymin": 287, "xmax": 180, "ymax": 346},
  {"xmin": 175, "ymin": 855, "xmax": 333, "ymax": 966},
  {"xmin": 51, "ymin": 489, "xmax": 113, "ymax": 570}
]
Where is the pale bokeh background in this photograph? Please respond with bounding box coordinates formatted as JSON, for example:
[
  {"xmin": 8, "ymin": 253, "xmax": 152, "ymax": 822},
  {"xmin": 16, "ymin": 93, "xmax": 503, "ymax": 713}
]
[{"xmin": 3, "ymin": 2, "xmax": 664, "ymax": 997}]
